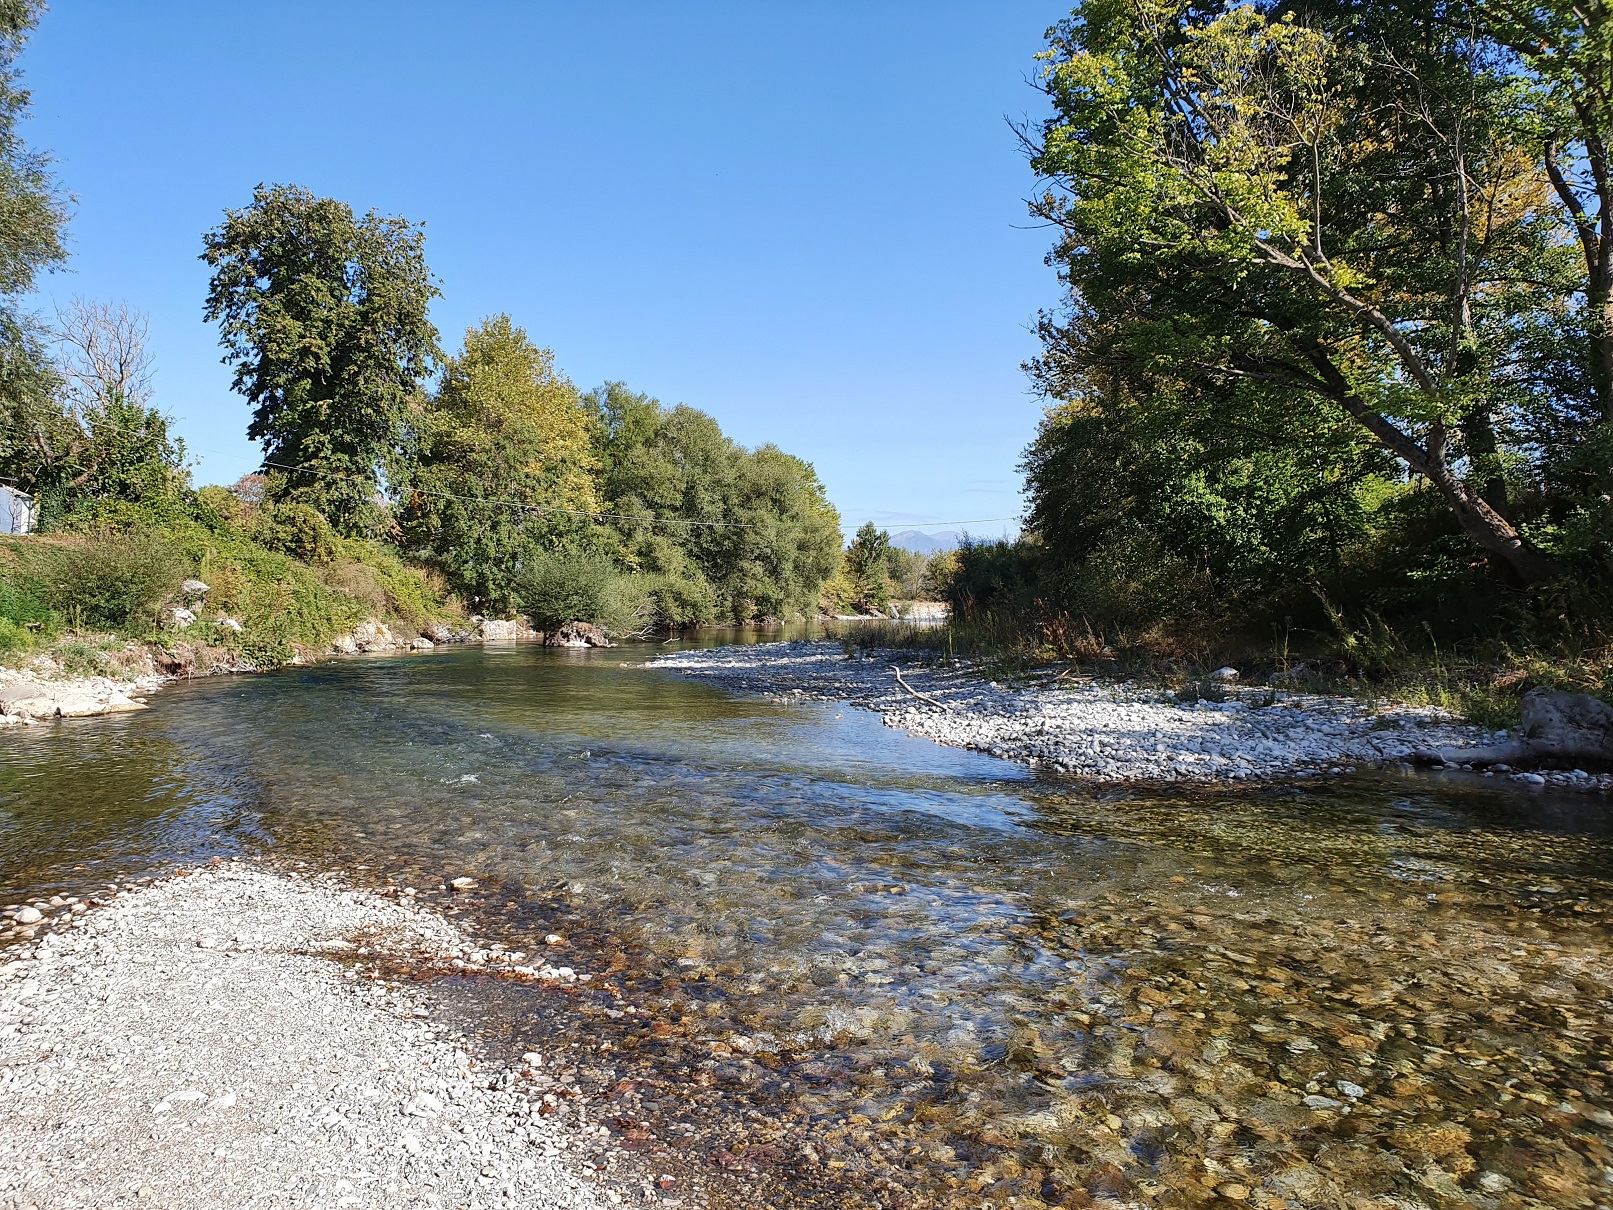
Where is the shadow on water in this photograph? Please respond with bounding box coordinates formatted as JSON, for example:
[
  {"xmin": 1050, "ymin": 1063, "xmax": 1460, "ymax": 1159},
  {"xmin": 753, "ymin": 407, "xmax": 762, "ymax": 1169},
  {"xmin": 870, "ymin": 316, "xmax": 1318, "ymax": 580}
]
[{"xmin": 1, "ymin": 638, "xmax": 1610, "ymax": 1208}]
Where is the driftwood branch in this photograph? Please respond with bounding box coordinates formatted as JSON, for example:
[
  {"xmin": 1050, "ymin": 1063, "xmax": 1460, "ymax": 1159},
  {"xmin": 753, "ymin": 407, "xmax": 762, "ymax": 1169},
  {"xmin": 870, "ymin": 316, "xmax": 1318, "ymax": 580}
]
[{"xmin": 890, "ymin": 666, "xmax": 952, "ymax": 711}]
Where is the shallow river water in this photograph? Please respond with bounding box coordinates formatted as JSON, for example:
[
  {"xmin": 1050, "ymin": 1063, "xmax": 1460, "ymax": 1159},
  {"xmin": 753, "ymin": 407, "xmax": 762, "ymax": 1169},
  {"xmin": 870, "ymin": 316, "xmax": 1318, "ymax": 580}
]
[{"xmin": 2, "ymin": 640, "xmax": 1610, "ymax": 1210}]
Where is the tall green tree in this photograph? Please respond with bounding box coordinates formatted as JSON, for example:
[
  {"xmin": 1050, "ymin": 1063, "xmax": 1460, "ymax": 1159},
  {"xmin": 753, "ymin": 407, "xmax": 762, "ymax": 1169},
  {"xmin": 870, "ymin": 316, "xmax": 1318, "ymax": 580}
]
[
  {"xmin": 201, "ymin": 184, "xmax": 440, "ymax": 536},
  {"xmin": 843, "ymin": 522, "xmax": 894, "ymax": 611},
  {"xmin": 401, "ymin": 315, "xmax": 601, "ymax": 610},
  {"xmin": 1027, "ymin": 0, "xmax": 1576, "ymax": 585},
  {"xmin": 0, "ymin": 0, "xmax": 70, "ymax": 490},
  {"xmin": 1481, "ymin": 0, "xmax": 1612, "ymax": 424},
  {"xmin": 588, "ymin": 385, "xmax": 842, "ymax": 620}
]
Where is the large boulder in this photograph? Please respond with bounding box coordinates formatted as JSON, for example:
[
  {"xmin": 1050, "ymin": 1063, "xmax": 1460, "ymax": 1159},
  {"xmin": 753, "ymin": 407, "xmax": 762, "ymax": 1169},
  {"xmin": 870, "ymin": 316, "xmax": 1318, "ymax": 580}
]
[
  {"xmin": 350, "ymin": 620, "xmax": 401, "ymax": 652},
  {"xmin": 543, "ymin": 621, "xmax": 613, "ymax": 648},
  {"xmin": 161, "ymin": 605, "xmax": 196, "ymax": 631},
  {"xmin": 480, "ymin": 618, "xmax": 538, "ymax": 642},
  {"xmin": 1419, "ymin": 689, "xmax": 1613, "ymax": 769},
  {"xmin": 1520, "ymin": 689, "xmax": 1613, "ymax": 764}
]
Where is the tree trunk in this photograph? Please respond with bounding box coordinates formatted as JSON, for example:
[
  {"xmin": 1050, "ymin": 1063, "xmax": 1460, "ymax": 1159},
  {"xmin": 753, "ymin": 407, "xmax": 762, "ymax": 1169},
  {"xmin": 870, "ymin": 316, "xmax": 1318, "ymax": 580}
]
[
  {"xmin": 1429, "ymin": 465, "xmax": 1558, "ymax": 586},
  {"xmin": 1590, "ymin": 278, "xmax": 1613, "ymax": 425},
  {"xmin": 1297, "ymin": 337, "xmax": 1559, "ymax": 585}
]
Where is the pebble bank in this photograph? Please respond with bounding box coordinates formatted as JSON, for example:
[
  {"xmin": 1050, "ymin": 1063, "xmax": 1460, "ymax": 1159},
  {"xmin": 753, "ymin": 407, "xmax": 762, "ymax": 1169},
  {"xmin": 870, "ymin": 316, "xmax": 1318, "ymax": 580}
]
[
  {"xmin": 0, "ymin": 865, "xmax": 646, "ymax": 1210},
  {"xmin": 652, "ymin": 641, "xmax": 1531, "ymax": 784}
]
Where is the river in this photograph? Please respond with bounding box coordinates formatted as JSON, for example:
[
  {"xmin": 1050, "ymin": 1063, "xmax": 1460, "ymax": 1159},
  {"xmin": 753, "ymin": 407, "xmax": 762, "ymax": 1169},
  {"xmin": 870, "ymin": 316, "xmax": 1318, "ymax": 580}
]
[{"xmin": 2, "ymin": 638, "xmax": 1609, "ymax": 1208}]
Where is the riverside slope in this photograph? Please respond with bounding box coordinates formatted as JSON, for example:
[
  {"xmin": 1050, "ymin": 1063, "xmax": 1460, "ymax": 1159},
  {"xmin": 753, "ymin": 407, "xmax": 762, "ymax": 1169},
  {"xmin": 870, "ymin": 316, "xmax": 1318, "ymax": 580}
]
[
  {"xmin": 0, "ymin": 866, "xmax": 622, "ymax": 1210},
  {"xmin": 652, "ymin": 641, "xmax": 1501, "ymax": 783}
]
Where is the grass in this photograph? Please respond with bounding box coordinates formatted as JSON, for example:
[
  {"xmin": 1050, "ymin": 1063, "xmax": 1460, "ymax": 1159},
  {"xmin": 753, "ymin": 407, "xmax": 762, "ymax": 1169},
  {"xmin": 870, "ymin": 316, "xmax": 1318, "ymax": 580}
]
[{"xmin": 0, "ymin": 504, "xmax": 465, "ymax": 673}]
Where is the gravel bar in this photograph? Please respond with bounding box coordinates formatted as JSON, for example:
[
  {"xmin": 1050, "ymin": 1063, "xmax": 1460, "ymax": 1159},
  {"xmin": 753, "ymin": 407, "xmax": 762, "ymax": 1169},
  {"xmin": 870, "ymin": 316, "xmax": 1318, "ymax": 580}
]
[
  {"xmin": 0, "ymin": 864, "xmax": 636, "ymax": 1210},
  {"xmin": 652, "ymin": 640, "xmax": 1500, "ymax": 783}
]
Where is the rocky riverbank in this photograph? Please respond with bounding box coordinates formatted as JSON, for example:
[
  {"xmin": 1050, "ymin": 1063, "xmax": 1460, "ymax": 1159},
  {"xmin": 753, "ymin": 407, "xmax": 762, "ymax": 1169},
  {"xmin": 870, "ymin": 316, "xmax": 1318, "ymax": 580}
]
[
  {"xmin": 652, "ymin": 640, "xmax": 1613, "ymax": 788},
  {"xmin": 0, "ymin": 864, "xmax": 650, "ymax": 1210},
  {"xmin": 0, "ymin": 615, "xmax": 545, "ymax": 727}
]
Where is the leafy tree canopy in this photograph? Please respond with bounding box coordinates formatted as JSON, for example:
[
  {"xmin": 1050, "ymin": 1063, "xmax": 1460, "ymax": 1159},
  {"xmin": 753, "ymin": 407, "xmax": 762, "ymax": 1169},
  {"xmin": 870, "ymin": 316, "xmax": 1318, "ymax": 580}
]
[
  {"xmin": 0, "ymin": 0, "xmax": 71, "ymax": 492},
  {"xmin": 401, "ymin": 315, "xmax": 601, "ymax": 611},
  {"xmin": 587, "ymin": 383, "xmax": 842, "ymax": 621},
  {"xmin": 201, "ymin": 183, "xmax": 440, "ymax": 537},
  {"xmin": 1026, "ymin": 0, "xmax": 1603, "ymax": 587}
]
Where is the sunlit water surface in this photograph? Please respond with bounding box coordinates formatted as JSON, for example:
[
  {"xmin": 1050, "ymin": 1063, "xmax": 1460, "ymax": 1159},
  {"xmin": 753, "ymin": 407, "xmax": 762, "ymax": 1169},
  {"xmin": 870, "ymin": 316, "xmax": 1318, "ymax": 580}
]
[{"xmin": 2, "ymin": 639, "xmax": 1610, "ymax": 1209}]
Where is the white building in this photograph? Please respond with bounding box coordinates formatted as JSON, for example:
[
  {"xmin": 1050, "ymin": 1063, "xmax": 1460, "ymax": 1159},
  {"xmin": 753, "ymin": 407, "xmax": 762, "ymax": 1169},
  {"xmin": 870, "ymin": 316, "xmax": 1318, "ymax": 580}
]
[{"xmin": 0, "ymin": 485, "xmax": 35, "ymax": 535}]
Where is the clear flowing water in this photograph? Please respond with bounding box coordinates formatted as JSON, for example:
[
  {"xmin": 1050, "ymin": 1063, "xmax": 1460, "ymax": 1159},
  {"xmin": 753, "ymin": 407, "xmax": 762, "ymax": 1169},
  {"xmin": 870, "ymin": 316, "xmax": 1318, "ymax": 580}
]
[{"xmin": 2, "ymin": 640, "xmax": 1611, "ymax": 1209}]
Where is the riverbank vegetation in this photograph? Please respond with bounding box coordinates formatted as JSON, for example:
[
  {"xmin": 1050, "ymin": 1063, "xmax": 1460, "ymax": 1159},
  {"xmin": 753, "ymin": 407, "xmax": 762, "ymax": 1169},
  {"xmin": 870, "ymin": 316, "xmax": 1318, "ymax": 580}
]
[
  {"xmin": 0, "ymin": 3, "xmax": 843, "ymax": 666},
  {"xmin": 858, "ymin": 0, "xmax": 1612, "ymax": 720},
  {"xmin": 819, "ymin": 522, "xmax": 952, "ymax": 615}
]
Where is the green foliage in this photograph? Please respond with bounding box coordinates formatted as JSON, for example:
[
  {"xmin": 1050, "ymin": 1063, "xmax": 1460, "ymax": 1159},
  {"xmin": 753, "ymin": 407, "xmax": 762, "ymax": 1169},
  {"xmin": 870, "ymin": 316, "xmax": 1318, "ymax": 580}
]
[
  {"xmin": 201, "ymin": 183, "xmax": 440, "ymax": 537},
  {"xmin": 4, "ymin": 299, "xmax": 190, "ymax": 526},
  {"xmin": 0, "ymin": 0, "xmax": 68, "ymax": 469},
  {"xmin": 0, "ymin": 575, "xmax": 49, "ymax": 653},
  {"xmin": 0, "ymin": 618, "xmax": 27, "ymax": 653},
  {"xmin": 588, "ymin": 383, "xmax": 842, "ymax": 621},
  {"xmin": 515, "ymin": 550, "xmax": 649, "ymax": 636},
  {"xmin": 0, "ymin": 491, "xmax": 460, "ymax": 670},
  {"xmin": 53, "ymin": 636, "xmax": 119, "ymax": 678},
  {"xmin": 193, "ymin": 484, "xmax": 241, "ymax": 530},
  {"xmin": 1027, "ymin": 0, "xmax": 1592, "ymax": 586},
  {"xmin": 885, "ymin": 545, "xmax": 934, "ymax": 600},
  {"xmin": 251, "ymin": 502, "xmax": 338, "ymax": 564},
  {"xmin": 823, "ymin": 523, "xmax": 895, "ymax": 613},
  {"xmin": 936, "ymin": 539, "xmax": 1046, "ymax": 621},
  {"xmin": 1007, "ymin": 0, "xmax": 1613, "ymax": 678},
  {"xmin": 0, "ymin": 573, "xmax": 49, "ymax": 628},
  {"xmin": 635, "ymin": 572, "xmax": 717, "ymax": 629},
  {"xmin": 845, "ymin": 523, "xmax": 892, "ymax": 611},
  {"xmin": 401, "ymin": 316, "xmax": 600, "ymax": 610},
  {"xmin": 15, "ymin": 530, "xmax": 186, "ymax": 631}
]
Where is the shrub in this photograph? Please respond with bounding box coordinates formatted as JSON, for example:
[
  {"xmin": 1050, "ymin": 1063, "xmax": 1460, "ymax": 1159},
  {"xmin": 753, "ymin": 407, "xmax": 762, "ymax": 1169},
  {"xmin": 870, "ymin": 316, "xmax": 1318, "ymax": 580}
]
[
  {"xmin": 193, "ymin": 484, "xmax": 242, "ymax": 531},
  {"xmin": 516, "ymin": 550, "xmax": 667, "ymax": 635},
  {"xmin": 639, "ymin": 573, "xmax": 716, "ymax": 628},
  {"xmin": 516, "ymin": 551, "xmax": 619, "ymax": 630},
  {"xmin": 20, "ymin": 532, "xmax": 187, "ymax": 631},
  {"xmin": 55, "ymin": 637, "xmax": 119, "ymax": 677},
  {"xmin": 0, "ymin": 577, "xmax": 52, "ymax": 629},
  {"xmin": 0, "ymin": 618, "xmax": 28, "ymax": 654},
  {"xmin": 252, "ymin": 503, "xmax": 338, "ymax": 563}
]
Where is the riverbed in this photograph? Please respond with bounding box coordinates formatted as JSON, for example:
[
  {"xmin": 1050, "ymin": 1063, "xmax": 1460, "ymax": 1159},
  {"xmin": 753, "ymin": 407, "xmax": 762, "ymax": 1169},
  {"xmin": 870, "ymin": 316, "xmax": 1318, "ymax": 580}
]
[{"xmin": 2, "ymin": 638, "xmax": 1609, "ymax": 1209}]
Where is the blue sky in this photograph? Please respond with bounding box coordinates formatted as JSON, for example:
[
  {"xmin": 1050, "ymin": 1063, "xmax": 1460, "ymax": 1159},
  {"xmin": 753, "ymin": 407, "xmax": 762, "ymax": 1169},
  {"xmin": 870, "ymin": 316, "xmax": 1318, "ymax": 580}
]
[{"xmin": 22, "ymin": 2, "xmax": 1059, "ymax": 538}]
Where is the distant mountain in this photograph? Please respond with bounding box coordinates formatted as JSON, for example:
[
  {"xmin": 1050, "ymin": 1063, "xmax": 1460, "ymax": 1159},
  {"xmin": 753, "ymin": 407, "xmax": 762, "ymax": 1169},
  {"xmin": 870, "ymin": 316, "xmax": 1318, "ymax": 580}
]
[{"xmin": 889, "ymin": 529, "xmax": 963, "ymax": 554}]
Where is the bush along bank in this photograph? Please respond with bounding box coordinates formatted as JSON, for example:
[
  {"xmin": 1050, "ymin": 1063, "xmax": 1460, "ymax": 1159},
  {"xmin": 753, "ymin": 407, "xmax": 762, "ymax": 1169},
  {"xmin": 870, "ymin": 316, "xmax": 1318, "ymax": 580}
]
[{"xmin": 0, "ymin": 495, "xmax": 486, "ymax": 723}]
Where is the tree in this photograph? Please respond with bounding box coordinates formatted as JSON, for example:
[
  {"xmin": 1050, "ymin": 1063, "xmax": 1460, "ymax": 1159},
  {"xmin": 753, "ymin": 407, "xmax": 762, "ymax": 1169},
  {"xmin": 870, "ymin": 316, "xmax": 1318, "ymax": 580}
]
[
  {"xmin": 1023, "ymin": 372, "xmax": 1391, "ymax": 604},
  {"xmin": 400, "ymin": 316, "xmax": 601, "ymax": 611},
  {"xmin": 587, "ymin": 386, "xmax": 842, "ymax": 620},
  {"xmin": 843, "ymin": 522, "xmax": 894, "ymax": 612},
  {"xmin": 1479, "ymin": 0, "xmax": 1612, "ymax": 424},
  {"xmin": 0, "ymin": 0, "xmax": 70, "ymax": 491},
  {"xmin": 0, "ymin": 300, "xmax": 186, "ymax": 522},
  {"xmin": 1026, "ymin": 0, "xmax": 1575, "ymax": 585},
  {"xmin": 50, "ymin": 299, "xmax": 186, "ymax": 510},
  {"xmin": 201, "ymin": 184, "xmax": 439, "ymax": 536}
]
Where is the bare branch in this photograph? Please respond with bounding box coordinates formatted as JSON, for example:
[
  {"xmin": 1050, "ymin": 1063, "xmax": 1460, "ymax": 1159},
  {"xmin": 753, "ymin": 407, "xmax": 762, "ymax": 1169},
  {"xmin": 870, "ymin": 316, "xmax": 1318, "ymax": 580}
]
[{"xmin": 52, "ymin": 299, "xmax": 155, "ymax": 415}]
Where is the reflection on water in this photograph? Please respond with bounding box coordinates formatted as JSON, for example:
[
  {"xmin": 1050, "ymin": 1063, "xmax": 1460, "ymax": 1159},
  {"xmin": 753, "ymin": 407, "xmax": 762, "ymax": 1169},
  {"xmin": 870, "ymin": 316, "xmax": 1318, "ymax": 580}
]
[{"xmin": 2, "ymin": 639, "xmax": 1610, "ymax": 1208}]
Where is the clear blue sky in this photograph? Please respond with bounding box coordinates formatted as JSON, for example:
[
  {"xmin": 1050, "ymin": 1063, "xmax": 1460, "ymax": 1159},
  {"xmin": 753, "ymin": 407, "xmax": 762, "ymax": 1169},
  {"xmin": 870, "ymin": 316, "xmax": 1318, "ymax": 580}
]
[{"xmin": 22, "ymin": 2, "xmax": 1060, "ymax": 538}]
